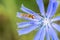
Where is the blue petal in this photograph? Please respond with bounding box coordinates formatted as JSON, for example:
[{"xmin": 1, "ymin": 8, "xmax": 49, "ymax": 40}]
[
  {"xmin": 36, "ymin": 0, "xmax": 45, "ymax": 17},
  {"xmin": 46, "ymin": 26, "xmax": 50, "ymax": 40},
  {"xmin": 17, "ymin": 21, "xmax": 34, "ymax": 28},
  {"xmin": 17, "ymin": 12, "xmax": 39, "ymax": 21},
  {"xmin": 52, "ymin": 23, "xmax": 60, "ymax": 32},
  {"xmin": 46, "ymin": 0, "xmax": 53, "ymax": 18},
  {"xmin": 51, "ymin": 16, "xmax": 60, "ymax": 22},
  {"xmin": 34, "ymin": 26, "xmax": 45, "ymax": 40},
  {"xmin": 21, "ymin": 4, "xmax": 41, "ymax": 18},
  {"xmin": 16, "ymin": 12, "xmax": 22, "ymax": 18},
  {"xmin": 18, "ymin": 24, "xmax": 39, "ymax": 35},
  {"xmin": 46, "ymin": 32, "xmax": 50, "ymax": 40},
  {"xmin": 49, "ymin": 25, "xmax": 59, "ymax": 40},
  {"xmin": 46, "ymin": 1, "xmax": 59, "ymax": 18},
  {"xmin": 50, "ymin": 2, "xmax": 59, "ymax": 18}
]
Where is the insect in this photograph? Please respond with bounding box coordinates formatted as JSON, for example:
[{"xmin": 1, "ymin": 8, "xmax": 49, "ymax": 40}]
[{"xmin": 20, "ymin": 13, "xmax": 35, "ymax": 19}]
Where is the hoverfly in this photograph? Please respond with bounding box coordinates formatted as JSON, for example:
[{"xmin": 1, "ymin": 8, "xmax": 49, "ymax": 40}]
[{"xmin": 20, "ymin": 13, "xmax": 35, "ymax": 19}]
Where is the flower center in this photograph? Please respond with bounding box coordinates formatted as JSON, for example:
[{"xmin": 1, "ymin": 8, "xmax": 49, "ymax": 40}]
[{"xmin": 43, "ymin": 18, "xmax": 50, "ymax": 25}]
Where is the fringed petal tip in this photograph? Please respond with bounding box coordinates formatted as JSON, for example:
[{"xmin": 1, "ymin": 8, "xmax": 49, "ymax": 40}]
[
  {"xmin": 20, "ymin": 4, "xmax": 24, "ymax": 10},
  {"xmin": 16, "ymin": 23, "xmax": 22, "ymax": 28},
  {"xmin": 16, "ymin": 12, "xmax": 30, "ymax": 20},
  {"xmin": 16, "ymin": 22, "xmax": 33, "ymax": 28},
  {"xmin": 17, "ymin": 30, "xmax": 23, "ymax": 35},
  {"xmin": 16, "ymin": 12, "xmax": 22, "ymax": 18},
  {"xmin": 17, "ymin": 30, "xmax": 26, "ymax": 35},
  {"xmin": 21, "ymin": 4, "xmax": 31, "ymax": 14},
  {"xmin": 18, "ymin": 25, "xmax": 39, "ymax": 35}
]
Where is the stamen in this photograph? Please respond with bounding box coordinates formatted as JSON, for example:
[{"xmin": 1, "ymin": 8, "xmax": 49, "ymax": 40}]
[{"xmin": 43, "ymin": 18, "xmax": 50, "ymax": 25}]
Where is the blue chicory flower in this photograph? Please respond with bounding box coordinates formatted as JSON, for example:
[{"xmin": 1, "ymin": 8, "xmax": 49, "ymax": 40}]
[{"xmin": 17, "ymin": 0, "xmax": 60, "ymax": 40}]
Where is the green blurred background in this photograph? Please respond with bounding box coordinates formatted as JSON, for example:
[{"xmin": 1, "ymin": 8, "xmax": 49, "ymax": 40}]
[{"xmin": 0, "ymin": 0, "xmax": 60, "ymax": 40}]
